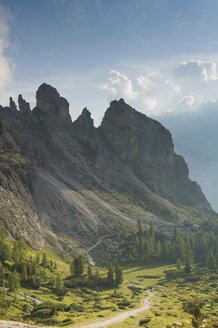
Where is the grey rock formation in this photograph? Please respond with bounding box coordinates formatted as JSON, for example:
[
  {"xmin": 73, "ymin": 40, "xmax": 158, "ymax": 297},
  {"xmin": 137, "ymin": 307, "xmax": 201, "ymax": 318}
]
[
  {"xmin": 9, "ymin": 97, "xmax": 17, "ymax": 111},
  {"xmin": 18, "ymin": 95, "xmax": 31, "ymax": 113},
  {"xmin": 36, "ymin": 83, "xmax": 71, "ymax": 126},
  {"xmin": 0, "ymin": 84, "xmax": 213, "ymax": 250},
  {"xmin": 99, "ymin": 99, "xmax": 208, "ymax": 209}
]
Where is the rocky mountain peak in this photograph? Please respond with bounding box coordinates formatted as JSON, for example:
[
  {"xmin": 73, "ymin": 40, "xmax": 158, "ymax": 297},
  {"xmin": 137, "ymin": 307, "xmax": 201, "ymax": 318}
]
[
  {"xmin": 18, "ymin": 94, "xmax": 31, "ymax": 113},
  {"xmin": 0, "ymin": 83, "xmax": 212, "ymax": 249},
  {"xmin": 9, "ymin": 97, "xmax": 17, "ymax": 111},
  {"xmin": 72, "ymin": 107, "xmax": 95, "ymax": 138},
  {"xmin": 78, "ymin": 107, "xmax": 93, "ymax": 124},
  {"xmin": 36, "ymin": 83, "xmax": 71, "ymax": 124}
]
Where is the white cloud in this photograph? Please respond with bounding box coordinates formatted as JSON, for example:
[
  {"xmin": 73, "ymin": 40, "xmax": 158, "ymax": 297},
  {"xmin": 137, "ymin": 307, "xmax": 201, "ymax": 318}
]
[
  {"xmin": 137, "ymin": 72, "xmax": 162, "ymax": 90},
  {"xmin": 101, "ymin": 59, "xmax": 218, "ymax": 117},
  {"xmin": 178, "ymin": 96, "xmax": 194, "ymax": 108},
  {"xmin": 101, "ymin": 70, "xmax": 138, "ymax": 101},
  {"xmin": 173, "ymin": 60, "xmax": 218, "ymax": 82},
  {"xmin": 0, "ymin": 5, "xmax": 14, "ymax": 99},
  {"xmin": 143, "ymin": 96, "xmax": 157, "ymax": 109}
]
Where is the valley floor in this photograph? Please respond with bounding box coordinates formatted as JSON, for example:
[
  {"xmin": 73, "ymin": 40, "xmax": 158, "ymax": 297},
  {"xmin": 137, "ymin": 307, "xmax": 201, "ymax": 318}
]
[{"xmin": 0, "ymin": 290, "xmax": 154, "ymax": 328}]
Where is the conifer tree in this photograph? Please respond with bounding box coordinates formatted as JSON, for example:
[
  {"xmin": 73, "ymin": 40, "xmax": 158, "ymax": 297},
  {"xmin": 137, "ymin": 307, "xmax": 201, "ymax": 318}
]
[
  {"xmin": 70, "ymin": 260, "xmax": 74, "ymax": 276},
  {"xmin": 192, "ymin": 305, "xmax": 203, "ymax": 328},
  {"xmin": 55, "ymin": 273, "xmax": 64, "ymax": 295},
  {"xmin": 22, "ymin": 262, "xmax": 28, "ymax": 281},
  {"xmin": 107, "ymin": 262, "xmax": 114, "ymax": 285},
  {"xmin": 42, "ymin": 252, "xmax": 48, "ymax": 267},
  {"xmin": 115, "ymin": 264, "xmax": 123, "ymax": 286},
  {"xmin": 36, "ymin": 253, "xmax": 40, "ymax": 264},
  {"xmin": 8, "ymin": 271, "xmax": 20, "ymax": 293},
  {"xmin": 78, "ymin": 255, "xmax": 84, "ymax": 275},
  {"xmin": 206, "ymin": 249, "xmax": 216, "ymax": 270},
  {"xmin": 88, "ymin": 264, "xmax": 92, "ymax": 279},
  {"xmin": 176, "ymin": 258, "xmax": 182, "ymax": 270}
]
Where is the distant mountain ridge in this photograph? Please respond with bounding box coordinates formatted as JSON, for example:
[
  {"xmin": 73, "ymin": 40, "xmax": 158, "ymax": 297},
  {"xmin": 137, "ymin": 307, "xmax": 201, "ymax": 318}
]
[{"xmin": 0, "ymin": 83, "xmax": 212, "ymax": 250}]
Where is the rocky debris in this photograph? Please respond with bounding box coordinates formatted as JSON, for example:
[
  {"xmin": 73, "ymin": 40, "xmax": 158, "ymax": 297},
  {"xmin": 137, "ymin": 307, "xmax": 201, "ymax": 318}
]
[{"xmin": 18, "ymin": 94, "xmax": 31, "ymax": 113}]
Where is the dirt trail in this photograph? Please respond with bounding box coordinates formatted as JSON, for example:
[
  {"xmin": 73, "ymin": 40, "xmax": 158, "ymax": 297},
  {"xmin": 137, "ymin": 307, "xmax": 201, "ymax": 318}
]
[
  {"xmin": 0, "ymin": 290, "xmax": 154, "ymax": 328},
  {"xmin": 85, "ymin": 235, "xmax": 112, "ymax": 266},
  {"xmin": 72, "ymin": 290, "xmax": 154, "ymax": 328}
]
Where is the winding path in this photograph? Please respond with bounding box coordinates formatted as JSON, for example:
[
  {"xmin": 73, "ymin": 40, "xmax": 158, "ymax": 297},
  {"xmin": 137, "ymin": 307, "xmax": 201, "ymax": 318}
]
[
  {"xmin": 0, "ymin": 237, "xmax": 155, "ymax": 328},
  {"xmin": 85, "ymin": 235, "xmax": 112, "ymax": 266},
  {"xmin": 72, "ymin": 290, "xmax": 154, "ymax": 328},
  {"xmin": 0, "ymin": 290, "xmax": 154, "ymax": 328}
]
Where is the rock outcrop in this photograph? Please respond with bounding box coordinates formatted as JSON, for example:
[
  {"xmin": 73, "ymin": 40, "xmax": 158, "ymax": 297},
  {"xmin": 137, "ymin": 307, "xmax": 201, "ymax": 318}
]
[
  {"xmin": 18, "ymin": 95, "xmax": 31, "ymax": 113},
  {"xmin": 99, "ymin": 99, "xmax": 208, "ymax": 208},
  {"xmin": 9, "ymin": 97, "xmax": 17, "ymax": 111},
  {"xmin": 0, "ymin": 83, "xmax": 212, "ymax": 249},
  {"xmin": 36, "ymin": 83, "xmax": 71, "ymax": 126}
]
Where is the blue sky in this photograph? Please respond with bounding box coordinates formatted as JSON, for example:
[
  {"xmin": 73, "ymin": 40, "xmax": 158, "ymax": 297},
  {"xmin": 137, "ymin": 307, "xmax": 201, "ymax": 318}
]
[
  {"xmin": 2, "ymin": 0, "xmax": 218, "ymax": 121},
  {"xmin": 1, "ymin": 0, "xmax": 218, "ymax": 208}
]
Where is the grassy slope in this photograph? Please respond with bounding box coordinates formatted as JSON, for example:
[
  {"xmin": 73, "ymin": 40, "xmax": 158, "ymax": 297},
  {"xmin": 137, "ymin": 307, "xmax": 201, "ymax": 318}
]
[{"xmin": 1, "ymin": 247, "xmax": 217, "ymax": 328}]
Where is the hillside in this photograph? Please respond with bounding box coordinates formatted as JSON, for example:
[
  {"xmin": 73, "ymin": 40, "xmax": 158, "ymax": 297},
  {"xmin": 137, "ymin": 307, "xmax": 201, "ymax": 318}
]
[{"xmin": 0, "ymin": 83, "xmax": 213, "ymax": 253}]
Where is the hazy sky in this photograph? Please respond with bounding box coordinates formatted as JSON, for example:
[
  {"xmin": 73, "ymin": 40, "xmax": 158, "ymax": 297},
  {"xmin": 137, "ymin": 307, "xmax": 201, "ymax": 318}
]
[{"xmin": 1, "ymin": 0, "xmax": 218, "ymax": 209}]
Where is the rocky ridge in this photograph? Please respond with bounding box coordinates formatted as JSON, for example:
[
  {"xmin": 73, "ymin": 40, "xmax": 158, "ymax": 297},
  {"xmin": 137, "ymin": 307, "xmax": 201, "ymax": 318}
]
[{"xmin": 0, "ymin": 83, "xmax": 212, "ymax": 250}]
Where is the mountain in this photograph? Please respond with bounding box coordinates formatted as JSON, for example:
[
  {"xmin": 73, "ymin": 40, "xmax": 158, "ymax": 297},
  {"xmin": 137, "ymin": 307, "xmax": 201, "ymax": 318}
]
[{"xmin": 0, "ymin": 84, "xmax": 212, "ymax": 251}]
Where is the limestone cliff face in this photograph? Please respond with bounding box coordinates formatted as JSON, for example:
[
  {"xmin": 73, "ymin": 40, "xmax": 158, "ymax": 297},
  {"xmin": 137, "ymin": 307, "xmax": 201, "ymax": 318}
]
[
  {"xmin": 99, "ymin": 99, "xmax": 208, "ymax": 208},
  {"xmin": 36, "ymin": 83, "xmax": 71, "ymax": 127},
  {"xmin": 0, "ymin": 119, "xmax": 43, "ymax": 249},
  {"xmin": 0, "ymin": 84, "xmax": 212, "ymax": 249}
]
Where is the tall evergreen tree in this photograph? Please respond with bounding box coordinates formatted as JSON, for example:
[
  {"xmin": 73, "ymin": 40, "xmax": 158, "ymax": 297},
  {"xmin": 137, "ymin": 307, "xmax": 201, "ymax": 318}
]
[
  {"xmin": 70, "ymin": 260, "xmax": 74, "ymax": 276},
  {"xmin": 206, "ymin": 249, "xmax": 216, "ymax": 270},
  {"xmin": 42, "ymin": 252, "xmax": 48, "ymax": 267},
  {"xmin": 55, "ymin": 273, "xmax": 64, "ymax": 295},
  {"xmin": 107, "ymin": 262, "xmax": 114, "ymax": 285},
  {"xmin": 115, "ymin": 264, "xmax": 123, "ymax": 286},
  {"xmin": 22, "ymin": 262, "xmax": 28, "ymax": 281}
]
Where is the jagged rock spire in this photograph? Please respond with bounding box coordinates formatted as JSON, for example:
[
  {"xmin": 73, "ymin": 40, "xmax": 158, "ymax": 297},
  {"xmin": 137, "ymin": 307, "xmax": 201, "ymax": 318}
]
[
  {"xmin": 9, "ymin": 97, "xmax": 17, "ymax": 111},
  {"xmin": 36, "ymin": 83, "xmax": 70, "ymax": 122},
  {"xmin": 18, "ymin": 95, "xmax": 31, "ymax": 113}
]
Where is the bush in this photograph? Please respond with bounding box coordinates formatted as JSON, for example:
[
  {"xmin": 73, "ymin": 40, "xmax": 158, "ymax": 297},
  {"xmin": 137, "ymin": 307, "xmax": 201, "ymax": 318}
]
[
  {"xmin": 31, "ymin": 308, "xmax": 53, "ymax": 318},
  {"xmin": 139, "ymin": 318, "xmax": 151, "ymax": 325}
]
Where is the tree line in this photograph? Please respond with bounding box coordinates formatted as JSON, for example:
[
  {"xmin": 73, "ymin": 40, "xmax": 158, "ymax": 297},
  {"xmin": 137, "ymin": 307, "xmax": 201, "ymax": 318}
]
[{"xmin": 121, "ymin": 219, "xmax": 218, "ymax": 272}]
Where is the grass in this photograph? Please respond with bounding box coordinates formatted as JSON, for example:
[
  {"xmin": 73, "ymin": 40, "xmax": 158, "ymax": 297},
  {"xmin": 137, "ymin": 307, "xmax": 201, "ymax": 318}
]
[{"xmin": 0, "ymin": 249, "xmax": 217, "ymax": 328}]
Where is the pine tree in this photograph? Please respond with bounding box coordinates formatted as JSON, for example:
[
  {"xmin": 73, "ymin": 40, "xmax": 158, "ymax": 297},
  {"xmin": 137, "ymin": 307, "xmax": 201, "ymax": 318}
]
[
  {"xmin": 78, "ymin": 255, "xmax": 84, "ymax": 275},
  {"xmin": 192, "ymin": 305, "xmax": 203, "ymax": 328},
  {"xmin": 8, "ymin": 271, "xmax": 20, "ymax": 293},
  {"xmin": 137, "ymin": 219, "xmax": 143, "ymax": 238},
  {"xmin": 30, "ymin": 257, "xmax": 37, "ymax": 275},
  {"xmin": 74, "ymin": 257, "xmax": 80, "ymax": 276},
  {"xmin": 2, "ymin": 281, "xmax": 6, "ymax": 300},
  {"xmin": 12, "ymin": 243, "xmax": 20, "ymax": 262},
  {"xmin": 184, "ymin": 241, "xmax": 192, "ymax": 273},
  {"xmin": 88, "ymin": 264, "xmax": 92, "ymax": 279},
  {"xmin": 42, "ymin": 252, "xmax": 48, "ymax": 267},
  {"xmin": 36, "ymin": 253, "xmax": 40, "ymax": 265},
  {"xmin": 55, "ymin": 273, "xmax": 64, "ymax": 295},
  {"xmin": 107, "ymin": 262, "xmax": 114, "ymax": 285},
  {"xmin": 206, "ymin": 249, "xmax": 216, "ymax": 270},
  {"xmin": 176, "ymin": 258, "xmax": 182, "ymax": 270},
  {"xmin": 156, "ymin": 240, "xmax": 161, "ymax": 257},
  {"xmin": 115, "ymin": 264, "xmax": 123, "ymax": 286},
  {"xmin": 0, "ymin": 262, "xmax": 5, "ymax": 285},
  {"xmin": 22, "ymin": 262, "xmax": 28, "ymax": 281},
  {"xmin": 70, "ymin": 260, "xmax": 74, "ymax": 276}
]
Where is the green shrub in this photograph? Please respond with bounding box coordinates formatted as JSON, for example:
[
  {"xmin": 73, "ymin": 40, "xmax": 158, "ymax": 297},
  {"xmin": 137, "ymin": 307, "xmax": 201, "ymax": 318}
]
[{"xmin": 139, "ymin": 318, "xmax": 151, "ymax": 325}]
